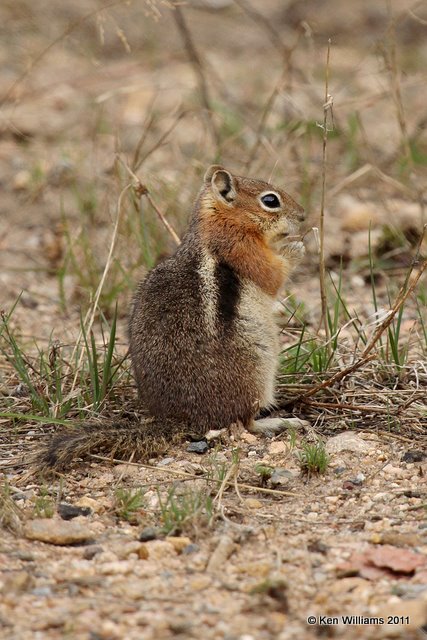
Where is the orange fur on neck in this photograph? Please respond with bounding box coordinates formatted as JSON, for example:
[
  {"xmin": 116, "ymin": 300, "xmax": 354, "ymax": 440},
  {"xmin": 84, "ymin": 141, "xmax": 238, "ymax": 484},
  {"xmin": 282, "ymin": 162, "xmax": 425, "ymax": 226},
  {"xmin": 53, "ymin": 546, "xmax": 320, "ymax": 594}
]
[{"xmin": 199, "ymin": 205, "xmax": 284, "ymax": 297}]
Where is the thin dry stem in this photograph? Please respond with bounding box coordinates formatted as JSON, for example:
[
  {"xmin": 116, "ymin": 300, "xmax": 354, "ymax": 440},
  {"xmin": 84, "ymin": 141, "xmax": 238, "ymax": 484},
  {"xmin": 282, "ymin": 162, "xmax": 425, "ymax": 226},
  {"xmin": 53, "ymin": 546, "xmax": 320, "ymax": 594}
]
[
  {"xmin": 172, "ymin": 5, "xmax": 220, "ymax": 152},
  {"xmin": 318, "ymin": 39, "xmax": 332, "ymax": 348},
  {"xmin": 117, "ymin": 156, "xmax": 181, "ymax": 246},
  {"xmin": 89, "ymin": 454, "xmax": 298, "ymax": 498},
  {"xmin": 245, "ymin": 68, "xmax": 287, "ymax": 173},
  {"xmin": 70, "ymin": 183, "xmax": 132, "ymax": 393},
  {"xmin": 234, "ymin": 0, "xmax": 286, "ymax": 54},
  {"xmin": 384, "ymin": 2, "xmax": 426, "ymax": 226},
  {"xmin": 133, "ymin": 109, "xmax": 188, "ymax": 172},
  {"xmin": 142, "ymin": 191, "xmax": 181, "ymax": 247},
  {"xmin": 385, "ymin": 1, "xmax": 412, "ymax": 166},
  {"xmin": 213, "ymin": 454, "xmax": 240, "ymax": 509}
]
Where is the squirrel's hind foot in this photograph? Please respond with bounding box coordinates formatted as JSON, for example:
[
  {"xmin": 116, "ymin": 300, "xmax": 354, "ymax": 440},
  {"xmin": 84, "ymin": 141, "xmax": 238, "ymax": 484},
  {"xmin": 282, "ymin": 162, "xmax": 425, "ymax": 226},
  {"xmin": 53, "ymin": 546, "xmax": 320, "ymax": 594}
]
[{"xmin": 248, "ymin": 416, "xmax": 310, "ymax": 438}]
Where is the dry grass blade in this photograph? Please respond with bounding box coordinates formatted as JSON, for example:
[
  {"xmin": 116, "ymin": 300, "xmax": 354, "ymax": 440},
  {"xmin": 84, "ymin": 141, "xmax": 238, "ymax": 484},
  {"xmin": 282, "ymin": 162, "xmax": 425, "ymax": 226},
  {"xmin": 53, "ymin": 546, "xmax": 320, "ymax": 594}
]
[
  {"xmin": 233, "ymin": 0, "xmax": 286, "ymax": 54},
  {"xmin": 318, "ymin": 38, "xmax": 333, "ymax": 348},
  {"xmin": 245, "ymin": 68, "xmax": 287, "ymax": 172},
  {"xmin": 384, "ymin": 1, "xmax": 412, "ymax": 166},
  {"xmin": 132, "ymin": 109, "xmax": 188, "ymax": 172},
  {"xmin": 172, "ymin": 5, "xmax": 220, "ymax": 152},
  {"xmin": 0, "ymin": 481, "xmax": 23, "ymax": 533},
  {"xmin": 89, "ymin": 454, "xmax": 298, "ymax": 498},
  {"xmin": 69, "ymin": 183, "xmax": 132, "ymax": 391},
  {"xmin": 213, "ymin": 451, "xmax": 240, "ymax": 509},
  {"xmin": 117, "ymin": 156, "xmax": 181, "ymax": 246}
]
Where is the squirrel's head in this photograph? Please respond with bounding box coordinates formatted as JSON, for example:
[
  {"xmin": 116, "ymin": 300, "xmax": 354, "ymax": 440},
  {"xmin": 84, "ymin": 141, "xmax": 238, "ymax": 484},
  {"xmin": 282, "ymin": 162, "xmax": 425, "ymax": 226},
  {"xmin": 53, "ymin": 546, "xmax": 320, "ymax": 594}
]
[{"xmin": 200, "ymin": 165, "xmax": 305, "ymax": 241}]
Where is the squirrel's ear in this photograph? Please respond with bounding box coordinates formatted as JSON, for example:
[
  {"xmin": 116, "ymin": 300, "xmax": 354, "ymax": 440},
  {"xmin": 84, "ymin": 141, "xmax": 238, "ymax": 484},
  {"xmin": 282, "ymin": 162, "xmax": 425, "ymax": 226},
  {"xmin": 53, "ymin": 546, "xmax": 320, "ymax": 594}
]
[
  {"xmin": 205, "ymin": 166, "xmax": 236, "ymax": 204},
  {"xmin": 204, "ymin": 164, "xmax": 225, "ymax": 183}
]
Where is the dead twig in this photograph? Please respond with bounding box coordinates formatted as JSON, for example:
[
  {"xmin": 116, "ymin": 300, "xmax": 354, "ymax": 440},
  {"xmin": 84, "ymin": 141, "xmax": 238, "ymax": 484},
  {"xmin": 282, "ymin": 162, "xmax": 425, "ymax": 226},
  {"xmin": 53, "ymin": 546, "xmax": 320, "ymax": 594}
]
[
  {"xmin": 384, "ymin": 2, "xmax": 412, "ymax": 167},
  {"xmin": 89, "ymin": 454, "xmax": 298, "ymax": 497},
  {"xmin": 133, "ymin": 109, "xmax": 188, "ymax": 172},
  {"xmin": 70, "ymin": 182, "xmax": 132, "ymax": 392},
  {"xmin": 318, "ymin": 39, "xmax": 333, "ymax": 349},
  {"xmin": 117, "ymin": 156, "xmax": 181, "ymax": 246},
  {"xmin": 305, "ymin": 400, "xmax": 397, "ymax": 415},
  {"xmin": 244, "ymin": 68, "xmax": 287, "ymax": 173},
  {"xmin": 236, "ymin": 0, "xmax": 302, "ymax": 173},
  {"xmin": 234, "ymin": 0, "xmax": 286, "ymax": 54},
  {"xmin": 172, "ymin": 5, "xmax": 220, "ymax": 152}
]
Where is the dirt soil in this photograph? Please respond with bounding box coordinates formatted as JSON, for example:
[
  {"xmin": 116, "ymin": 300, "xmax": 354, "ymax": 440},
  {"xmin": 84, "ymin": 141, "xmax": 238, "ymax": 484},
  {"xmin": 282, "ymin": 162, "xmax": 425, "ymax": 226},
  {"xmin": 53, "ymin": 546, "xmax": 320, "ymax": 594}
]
[{"xmin": 0, "ymin": 1, "xmax": 427, "ymax": 639}]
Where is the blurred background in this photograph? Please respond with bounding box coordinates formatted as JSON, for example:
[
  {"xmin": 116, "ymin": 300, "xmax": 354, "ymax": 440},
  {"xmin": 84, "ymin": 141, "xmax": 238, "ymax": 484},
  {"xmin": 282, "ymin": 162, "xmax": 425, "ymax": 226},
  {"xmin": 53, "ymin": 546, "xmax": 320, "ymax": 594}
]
[{"xmin": 0, "ymin": 0, "xmax": 426, "ymax": 332}]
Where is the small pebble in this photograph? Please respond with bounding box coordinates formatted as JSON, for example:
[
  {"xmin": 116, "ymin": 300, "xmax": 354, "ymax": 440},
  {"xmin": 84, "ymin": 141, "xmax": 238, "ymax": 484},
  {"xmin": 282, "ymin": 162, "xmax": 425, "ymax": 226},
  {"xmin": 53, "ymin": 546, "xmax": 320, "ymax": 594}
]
[
  {"xmin": 240, "ymin": 432, "xmax": 257, "ymax": 444},
  {"xmin": 157, "ymin": 457, "xmax": 175, "ymax": 466},
  {"xmin": 182, "ymin": 543, "xmax": 200, "ymax": 555},
  {"xmin": 24, "ymin": 518, "xmax": 95, "ymax": 545},
  {"xmin": 187, "ymin": 441, "xmax": 209, "ymax": 454},
  {"xmin": 307, "ymin": 540, "xmax": 328, "ymax": 554},
  {"xmin": 13, "ymin": 170, "xmax": 32, "ymax": 190},
  {"xmin": 13, "ymin": 551, "xmax": 35, "ymax": 562},
  {"xmin": 245, "ymin": 498, "xmax": 263, "ymax": 510},
  {"xmin": 382, "ymin": 464, "xmax": 404, "ymax": 477},
  {"xmin": 168, "ymin": 536, "xmax": 192, "ymax": 553},
  {"xmin": 31, "ymin": 586, "xmax": 53, "ymax": 597},
  {"xmin": 112, "ymin": 541, "xmax": 149, "ymax": 560},
  {"xmin": 75, "ymin": 497, "xmax": 103, "ymax": 514},
  {"xmin": 268, "ymin": 441, "xmax": 288, "ymax": 455},
  {"xmin": 139, "ymin": 527, "xmax": 158, "ymax": 542},
  {"xmin": 83, "ymin": 545, "xmax": 103, "ymax": 560},
  {"xmin": 10, "ymin": 383, "xmax": 29, "ymax": 398},
  {"xmin": 342, "ymin": 480, "xmax": 357, "ymax": 491},
  {"xmin": 372, "ymin": 492, "xmax": 388, "ymax": 502},
  {"xmin": 270, "ymin": 468, "xmax": 295, "ymax": 486},
  {"xmin": 326, "ymin": 432, "xmax": 371, "ymax": 454},
  {"xmin": 58, "ymin": 503, "xmax": 91, "ymax": 520},
  {"xmin": 11, "ymin": 492, "xmax": 29, "ymax": 502},
  {"xmin": 354, "ymin": 472, "xmax": 365, "ymax": 484},
  {"xmin": 98, "ymin": 561, "xmax": 134, "ymax": 576},
  {"xmin": 402, "ymin": 450, "xmax": 425, "ymax": 463},
  {"xmin": 393, "ymin": 584, "xmax": 427, "ymax": 598},
  {"xmin": 2, "ymin": 571, "xmax": 34, "ymax": 593},
  {"xmin": 333, "ymin": 466, "xmax": 347, "ymax": 475},
  {"xmin": 144, "ymin": 540, "xmax": 177, "ymax": 560}
]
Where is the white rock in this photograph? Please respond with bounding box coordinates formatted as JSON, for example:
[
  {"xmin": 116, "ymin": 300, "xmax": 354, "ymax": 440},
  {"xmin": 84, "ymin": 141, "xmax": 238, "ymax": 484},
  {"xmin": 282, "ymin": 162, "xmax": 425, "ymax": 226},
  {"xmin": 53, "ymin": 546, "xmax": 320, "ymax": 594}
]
[
  {"xmin": 24, "ymin": 518, "xmax": 94, "ymax": 545},
  {"xmin": 326, "ymin": 432, "xmax": 372, "ymax": 455},
  {"xmin": 382, "ymin": 464, "xmax": 404, "ymax": 478}
]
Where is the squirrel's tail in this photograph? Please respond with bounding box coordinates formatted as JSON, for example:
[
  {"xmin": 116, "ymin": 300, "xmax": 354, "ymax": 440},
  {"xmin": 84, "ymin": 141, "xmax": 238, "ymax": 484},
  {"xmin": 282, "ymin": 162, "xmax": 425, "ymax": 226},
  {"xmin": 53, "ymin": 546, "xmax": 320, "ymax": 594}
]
[{"xmin": 37, "ymin": 417, "xmax": 189, "ymax": 471}]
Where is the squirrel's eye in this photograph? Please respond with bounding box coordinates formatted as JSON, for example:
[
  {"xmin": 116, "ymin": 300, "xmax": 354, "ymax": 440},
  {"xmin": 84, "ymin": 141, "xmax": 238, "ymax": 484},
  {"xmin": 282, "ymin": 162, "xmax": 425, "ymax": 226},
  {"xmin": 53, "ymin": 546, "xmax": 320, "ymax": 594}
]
[{"xmin": 260, "ymin": 193, "xmax": 280, "ymax": 209}]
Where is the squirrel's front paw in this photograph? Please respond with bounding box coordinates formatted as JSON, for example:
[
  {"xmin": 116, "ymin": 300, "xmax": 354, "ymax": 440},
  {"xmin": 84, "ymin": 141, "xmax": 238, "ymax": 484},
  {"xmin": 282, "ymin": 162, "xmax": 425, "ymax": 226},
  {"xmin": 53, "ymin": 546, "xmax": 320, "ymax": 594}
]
[{"xmin": 283, "ymin": 240, "xmax": 306, "ymax": 265}]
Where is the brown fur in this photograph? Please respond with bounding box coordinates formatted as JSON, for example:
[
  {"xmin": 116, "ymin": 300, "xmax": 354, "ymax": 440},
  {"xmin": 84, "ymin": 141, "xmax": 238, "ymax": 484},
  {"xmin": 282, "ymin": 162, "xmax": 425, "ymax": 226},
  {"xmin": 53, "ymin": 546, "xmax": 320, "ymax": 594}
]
[
  {"xmin": 199, "ymin": 210, "xmax": 285, "ymax": 296},
  {"xmin": 39, "ymin": 166, "xmax": 305, "ymax": 470},
  {"xmin": 39, "ymin": 418, "xmax": 187, "ymax": 472}
]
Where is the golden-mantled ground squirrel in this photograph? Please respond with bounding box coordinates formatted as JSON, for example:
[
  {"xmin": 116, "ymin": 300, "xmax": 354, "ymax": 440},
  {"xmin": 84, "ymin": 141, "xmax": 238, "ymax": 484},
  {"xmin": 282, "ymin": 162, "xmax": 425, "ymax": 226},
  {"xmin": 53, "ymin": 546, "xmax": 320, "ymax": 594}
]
[{"xmin": 43, "ymin": 166, "xmax": 307, "ymax": 469}]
